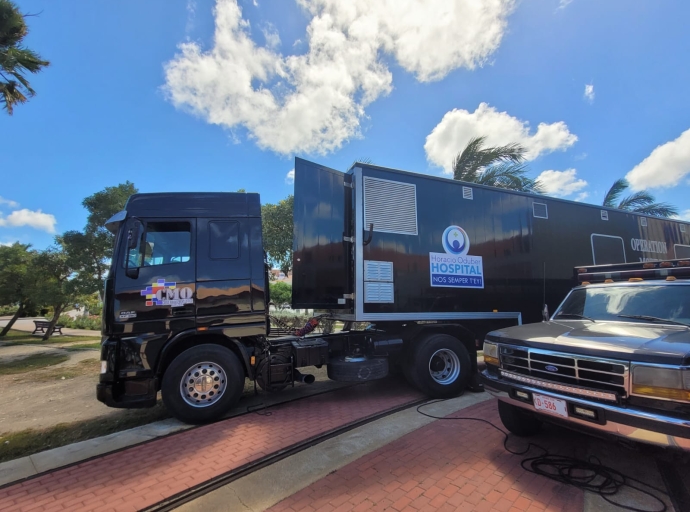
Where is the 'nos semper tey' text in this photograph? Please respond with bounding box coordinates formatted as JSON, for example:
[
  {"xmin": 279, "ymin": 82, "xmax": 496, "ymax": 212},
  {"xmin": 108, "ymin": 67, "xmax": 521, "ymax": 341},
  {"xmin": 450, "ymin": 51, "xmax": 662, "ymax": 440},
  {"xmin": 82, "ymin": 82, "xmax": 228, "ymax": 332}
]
[{"xmin": 429, "ymin": 252, "xmax": 484, "ymax": 289}]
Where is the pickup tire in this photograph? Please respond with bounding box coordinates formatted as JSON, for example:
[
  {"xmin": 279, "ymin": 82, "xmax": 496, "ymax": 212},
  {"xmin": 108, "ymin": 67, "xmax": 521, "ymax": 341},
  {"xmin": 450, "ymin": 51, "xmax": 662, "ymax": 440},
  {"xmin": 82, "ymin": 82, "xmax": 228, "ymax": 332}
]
[
  {"xmin": 408, "ymin": 333, "xmax": 471, "ymax": 398},
  {"xmin": 498, "ymin": 400, "xmax": 542, "ymax": 437},
  {"xmin": 327, "ymin": 356, "xmax": 388, "ymax": 382},
  {"xmin": 162, "ymin": 344, "xmax": 244, "ymax": 424}
]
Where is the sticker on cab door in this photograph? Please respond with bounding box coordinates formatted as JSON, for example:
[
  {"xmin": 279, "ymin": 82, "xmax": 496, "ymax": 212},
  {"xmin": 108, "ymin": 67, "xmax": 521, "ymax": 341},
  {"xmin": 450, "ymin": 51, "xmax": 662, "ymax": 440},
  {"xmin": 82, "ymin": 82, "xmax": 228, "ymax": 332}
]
[
  {"xmin": 140, "ymin": 279, "xmax": 194, "ymax": 307},
  {"xmin": 429, "ymin": 225, "xmax": 484, "ymax": 289}
]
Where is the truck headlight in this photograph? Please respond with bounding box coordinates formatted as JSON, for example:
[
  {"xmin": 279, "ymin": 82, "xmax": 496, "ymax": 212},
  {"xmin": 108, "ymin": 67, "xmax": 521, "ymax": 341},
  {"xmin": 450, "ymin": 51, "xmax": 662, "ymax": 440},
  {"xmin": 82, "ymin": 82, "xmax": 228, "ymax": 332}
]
[
  {"xmin": 483, "ymin": 341, "xmax": 499, "ymax": 366},
  {"xmin": 632, "ymin": 365, "xmax": 690, "ymax": 401}
]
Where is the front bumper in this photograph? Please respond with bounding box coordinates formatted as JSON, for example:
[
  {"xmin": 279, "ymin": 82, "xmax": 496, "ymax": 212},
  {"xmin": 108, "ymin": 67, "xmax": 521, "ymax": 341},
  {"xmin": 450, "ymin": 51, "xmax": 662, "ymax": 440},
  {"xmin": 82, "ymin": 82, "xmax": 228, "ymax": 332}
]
[
  {"xmin": 96, "ymin": 380, "xmax": 157, "ymax": 408},
  {"xmin": 481, "ymin": 369, "xmax": 690, "ymax": 449}
]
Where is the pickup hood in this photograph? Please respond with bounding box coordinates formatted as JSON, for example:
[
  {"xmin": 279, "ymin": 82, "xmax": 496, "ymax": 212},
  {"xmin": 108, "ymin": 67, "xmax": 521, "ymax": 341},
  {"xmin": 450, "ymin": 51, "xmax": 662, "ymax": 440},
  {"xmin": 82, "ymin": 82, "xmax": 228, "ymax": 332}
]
[{"xmin": 486, "ymin": 321, "xmax": 690, "ymax": 366}]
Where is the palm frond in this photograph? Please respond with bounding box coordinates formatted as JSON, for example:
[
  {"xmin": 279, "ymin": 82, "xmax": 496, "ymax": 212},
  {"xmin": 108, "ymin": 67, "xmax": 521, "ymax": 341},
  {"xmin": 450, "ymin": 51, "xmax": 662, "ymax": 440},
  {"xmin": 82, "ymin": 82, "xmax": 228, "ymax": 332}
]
[
  {"xmin": 616, "ymin": 191, "xmax": 655, "ymax": 210},
  {"xmin": 602, "ymin": 178, "xmax": 629, "ymax": 207},
  {"xmin": 630, "ymin": 202, "xmax": 678, "ymax": 218},
  {"xmin": 452, "ymin": 136, "xmax": 528, "ymax": 183},
  {"xmin": 474, "ymin": 162, "xmax": 543, "ymax": 193}
]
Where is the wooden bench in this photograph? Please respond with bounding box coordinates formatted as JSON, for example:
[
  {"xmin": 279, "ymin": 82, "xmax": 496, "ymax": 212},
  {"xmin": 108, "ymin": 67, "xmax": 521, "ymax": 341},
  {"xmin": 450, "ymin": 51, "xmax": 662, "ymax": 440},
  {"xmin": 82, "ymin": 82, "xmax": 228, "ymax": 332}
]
[{"xmin": 32, "ymin": 321, "xmax": 64, "ymax": 336}]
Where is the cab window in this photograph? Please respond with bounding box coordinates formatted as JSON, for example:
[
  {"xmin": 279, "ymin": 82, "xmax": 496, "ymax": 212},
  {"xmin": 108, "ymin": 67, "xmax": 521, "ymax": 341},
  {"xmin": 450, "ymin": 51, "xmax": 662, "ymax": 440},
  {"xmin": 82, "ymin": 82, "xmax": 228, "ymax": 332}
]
[{"xmin": 125, "ymin": 222, "xmax": 191, "ymax": 267}]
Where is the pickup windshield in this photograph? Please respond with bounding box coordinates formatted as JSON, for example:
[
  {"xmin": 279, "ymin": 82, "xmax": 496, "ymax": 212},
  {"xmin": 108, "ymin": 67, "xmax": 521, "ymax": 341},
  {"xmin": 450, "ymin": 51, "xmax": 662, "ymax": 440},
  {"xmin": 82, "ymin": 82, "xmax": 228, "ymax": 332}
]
[{"xmin": 555, "ymin": 284, "xmax": 690, "ymax": 326}]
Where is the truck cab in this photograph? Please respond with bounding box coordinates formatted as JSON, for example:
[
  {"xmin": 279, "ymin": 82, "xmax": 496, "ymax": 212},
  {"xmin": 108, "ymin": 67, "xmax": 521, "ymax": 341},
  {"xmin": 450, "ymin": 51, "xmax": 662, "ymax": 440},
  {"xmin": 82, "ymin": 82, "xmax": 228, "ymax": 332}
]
[{"xmin": 98, "ymin": 193, "xmax": 267, "ymax": 422}]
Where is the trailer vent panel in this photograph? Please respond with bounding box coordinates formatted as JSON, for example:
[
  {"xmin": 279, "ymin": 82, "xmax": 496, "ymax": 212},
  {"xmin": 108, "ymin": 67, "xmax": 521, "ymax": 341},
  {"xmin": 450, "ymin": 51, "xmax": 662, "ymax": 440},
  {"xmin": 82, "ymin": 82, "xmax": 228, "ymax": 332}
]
[
  {"xmin": 364, "ymin": 282, "xmax": 394, "ymax": 303},
  {"xmin": 601, "ymin": 210, "xmax": 609, "ymax": 221},
  {"xmin": 533, "ymin": 203, "xmax": 548, "ymax": 219},
  {"xmin": 640, "ymin": 217, "xmax": 647, "ymax": 227},
  {"xmin": 462, "ymin": 186, "xmax": 473, "ymax": 200},
  {"xmin": 364, "ymin": 177, "xmax": 418, "ymax": 235},
  {"xmin": 364, "ymin": 261, "xmax": 393, "ymax": 282},
  {"xmin": 681, "ymin": 224, "xmax": 687, "ymax": 233}
]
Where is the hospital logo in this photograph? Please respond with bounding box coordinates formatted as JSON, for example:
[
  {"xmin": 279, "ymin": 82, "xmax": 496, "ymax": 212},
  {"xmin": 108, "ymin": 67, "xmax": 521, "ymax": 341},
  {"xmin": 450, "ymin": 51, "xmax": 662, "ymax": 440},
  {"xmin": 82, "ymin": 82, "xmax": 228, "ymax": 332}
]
[
  {"xmin": 442, "ymin": 225, "xmax": 470, "ymax": 256},
  {"xmin": 140, "ymin": 279, "xmax": 194, "ymax": 307}
]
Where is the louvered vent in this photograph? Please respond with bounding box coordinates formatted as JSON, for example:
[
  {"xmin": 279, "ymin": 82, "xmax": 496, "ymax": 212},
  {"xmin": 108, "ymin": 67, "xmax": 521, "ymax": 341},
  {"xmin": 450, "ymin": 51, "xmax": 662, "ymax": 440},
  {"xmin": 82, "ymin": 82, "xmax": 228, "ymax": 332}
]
[
  {"xmin": 533, "ymin": 203, "xmax": 548, "ymax": 219},
  {"xmin": 462, "ymin": 187, "xmax": 473, "ymax": 200},
  {"xmin": 364, "ymin": 282, "xmax": 394, "ymax": 303},
  {"xmin": 364, "ymin": 261, "xmax": 393, "ymax": 282},
  {"xmin": 640, "ymin": 217, "xmax": 647, "ymax": 227},
  {"xmin": 364, "ymin": 177, "xmax": 418, "ymax": 235},
  {"xmin": 601, "ymin": 210, "xmax": 609, "ymax": 221},
  {"xmin": 681, "ymin": 225, "xmax": 687, "ymax": 233}
]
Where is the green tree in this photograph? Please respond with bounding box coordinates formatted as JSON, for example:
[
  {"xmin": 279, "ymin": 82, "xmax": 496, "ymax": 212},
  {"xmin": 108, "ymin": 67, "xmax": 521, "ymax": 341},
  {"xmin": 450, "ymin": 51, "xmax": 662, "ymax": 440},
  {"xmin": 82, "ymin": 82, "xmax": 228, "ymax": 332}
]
[
  {"xmin": 602, "ymin": 178, "xmax": 678, "ymax": 218},
  {"xmin": 27, "ymin": 245, "xmax": 87, "ymax": 341},
  {"xmin": 452, "ymin": 136, "xmax": 543, "ymax": 193},
  {"xmin": 262, "ymin": 195, "xmax": 294, "ymax": 275},
  {"xmin": 61, "ymin": 182, "xmax": 138, "ymax": 295},
  {"xmin": 0, "ymin": 0, "xmax": 50, "ymax": 115},
  {"xmin": 269, "ymin": 281, "xmax": 292, "ymax": 307},
  {"xmin": 0, "ymin": 242, "xmax": 34, "ymax": 336}
]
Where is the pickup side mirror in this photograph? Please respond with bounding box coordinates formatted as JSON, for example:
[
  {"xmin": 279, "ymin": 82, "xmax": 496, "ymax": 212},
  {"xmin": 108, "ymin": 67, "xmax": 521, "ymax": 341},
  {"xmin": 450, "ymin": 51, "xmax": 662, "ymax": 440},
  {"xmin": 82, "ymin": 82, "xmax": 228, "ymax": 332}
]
[
  {"xmin": 542, "ymin": 304, "xmax": 550, "ymax": 322},
  {"xmin": 125, "ymin": 220, "xmax": 142, "ymax": 279}
]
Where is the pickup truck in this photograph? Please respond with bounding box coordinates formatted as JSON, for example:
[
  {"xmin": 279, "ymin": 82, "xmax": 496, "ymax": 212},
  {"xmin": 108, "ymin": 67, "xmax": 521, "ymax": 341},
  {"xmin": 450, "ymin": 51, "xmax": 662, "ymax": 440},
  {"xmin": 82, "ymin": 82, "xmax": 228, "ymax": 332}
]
[{"xmin": 480, "ymin": 259, "xmax": 690, "ymax": 449}]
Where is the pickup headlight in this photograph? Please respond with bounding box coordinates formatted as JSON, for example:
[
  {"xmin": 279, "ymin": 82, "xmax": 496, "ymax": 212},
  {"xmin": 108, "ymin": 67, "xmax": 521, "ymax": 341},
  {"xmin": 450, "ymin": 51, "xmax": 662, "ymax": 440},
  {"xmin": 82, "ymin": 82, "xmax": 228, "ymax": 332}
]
[
  {"xmin": 632, "ymin": 365, "xmax": 690, "ymax": 401},
  {"xmin": 483, "ymin": 341, "xmax": 499, "ymax": 366}
]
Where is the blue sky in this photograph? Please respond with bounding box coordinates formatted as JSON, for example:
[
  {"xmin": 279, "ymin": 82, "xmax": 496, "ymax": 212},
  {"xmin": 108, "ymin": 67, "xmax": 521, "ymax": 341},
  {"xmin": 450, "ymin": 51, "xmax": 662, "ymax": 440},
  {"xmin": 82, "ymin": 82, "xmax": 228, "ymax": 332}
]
[{"xmin": 2, "ymin": 0, "xmax": 690, "ymax": 250}]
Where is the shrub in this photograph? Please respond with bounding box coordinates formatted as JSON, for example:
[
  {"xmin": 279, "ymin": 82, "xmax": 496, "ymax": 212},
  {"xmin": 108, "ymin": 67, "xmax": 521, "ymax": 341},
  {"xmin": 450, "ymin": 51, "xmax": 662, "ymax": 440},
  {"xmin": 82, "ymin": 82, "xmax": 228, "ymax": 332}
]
[{"xmin": 57, "ymin": 315, "xmax": 101, "ymax": 331}]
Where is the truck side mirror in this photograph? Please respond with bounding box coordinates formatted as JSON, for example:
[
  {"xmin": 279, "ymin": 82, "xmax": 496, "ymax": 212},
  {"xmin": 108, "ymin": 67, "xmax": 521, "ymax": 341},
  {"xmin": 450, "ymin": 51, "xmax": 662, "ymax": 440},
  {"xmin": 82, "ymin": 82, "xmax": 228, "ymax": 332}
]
[
  {"xmin": 125, "ymin": 220, "xmax": 142, "ymax": 279},
  {"xmin": 542, "ymin": 304, "xmax": 549, "ymax": 322}
]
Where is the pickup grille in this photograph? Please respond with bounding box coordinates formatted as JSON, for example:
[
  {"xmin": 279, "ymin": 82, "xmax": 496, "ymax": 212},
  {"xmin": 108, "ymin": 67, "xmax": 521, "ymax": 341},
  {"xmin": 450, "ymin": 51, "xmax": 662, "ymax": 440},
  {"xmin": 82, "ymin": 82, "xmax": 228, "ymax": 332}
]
[{"xmin": 499, "ymin": 346, "xmax": 628, "ymax": 400}]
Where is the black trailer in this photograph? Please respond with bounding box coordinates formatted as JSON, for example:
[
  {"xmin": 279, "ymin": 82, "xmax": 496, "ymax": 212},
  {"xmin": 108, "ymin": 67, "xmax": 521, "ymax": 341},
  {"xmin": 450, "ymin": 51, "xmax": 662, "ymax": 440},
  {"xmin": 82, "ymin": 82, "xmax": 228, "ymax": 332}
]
[
  {"xmin": 292, "ymin": 157, "xmax": 690, "ymax": 325},
  {"xmin": 96, "ymin": 158, "xmax": 690, "ymax": 424}
]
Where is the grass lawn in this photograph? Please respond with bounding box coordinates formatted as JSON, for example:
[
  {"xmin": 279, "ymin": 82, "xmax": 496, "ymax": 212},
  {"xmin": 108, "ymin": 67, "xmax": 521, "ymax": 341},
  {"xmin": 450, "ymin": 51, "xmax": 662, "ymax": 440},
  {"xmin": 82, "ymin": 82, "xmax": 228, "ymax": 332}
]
[
  {"xmin": 0, "ymin": 329, "xmax": 100, "ymax": 345},
  {"xmin": 0, "ymin": 403, "xmax": 171, "ymax": 463},
  {"xmin": 8, "ymin": 358, "xmax": 101, "ymax": 383},
  {"xmin": 66, "ymin": 342, "xmax": 102, "ymax": 351},
  {"xmin": 0, "ymin": 353, "xmax": 70, "ymax": 376}
]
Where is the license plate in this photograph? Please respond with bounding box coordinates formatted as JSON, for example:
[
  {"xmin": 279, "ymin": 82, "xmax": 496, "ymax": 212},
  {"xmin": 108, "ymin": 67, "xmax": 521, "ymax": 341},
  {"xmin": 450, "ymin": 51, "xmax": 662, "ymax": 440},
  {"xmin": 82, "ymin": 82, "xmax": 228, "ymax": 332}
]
[{"xmin": 532, "ymin": 393, "xmax": 568, "ymax": 418}]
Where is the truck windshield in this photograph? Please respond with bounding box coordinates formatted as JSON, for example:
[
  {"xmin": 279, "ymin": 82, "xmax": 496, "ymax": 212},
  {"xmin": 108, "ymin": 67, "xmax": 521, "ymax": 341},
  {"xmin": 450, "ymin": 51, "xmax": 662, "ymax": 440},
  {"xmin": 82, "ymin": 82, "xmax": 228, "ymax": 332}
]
[{"xmin": 555, "ymin": 285, "xmax": 690, "ymax": 326}]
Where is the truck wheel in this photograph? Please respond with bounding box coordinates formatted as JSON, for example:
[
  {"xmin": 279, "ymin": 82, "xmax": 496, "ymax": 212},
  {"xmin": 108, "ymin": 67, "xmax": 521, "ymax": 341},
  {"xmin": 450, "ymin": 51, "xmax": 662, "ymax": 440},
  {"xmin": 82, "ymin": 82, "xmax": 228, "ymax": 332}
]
[
  {"xmin": 498, "ymin": 400, "xmax": 542, "ymax": 437},
  {"xmin": 327, "ymin": 356, "xmax": 388, "ymax": 382},
  {"xmin": 162, "ymin": 344, "xmax": 244, "ymax": 424},
  {"xmin": 409, "ymin": 333, "xmax": 471, "ymax": 398}
]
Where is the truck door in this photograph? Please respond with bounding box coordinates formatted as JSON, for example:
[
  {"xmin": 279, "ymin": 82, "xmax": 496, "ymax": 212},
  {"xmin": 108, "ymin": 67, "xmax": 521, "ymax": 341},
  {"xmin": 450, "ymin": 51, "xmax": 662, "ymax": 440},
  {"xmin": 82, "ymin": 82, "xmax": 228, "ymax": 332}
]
[
  {"xmin": 590, "ymin": 234, "xmax": 627, "ymax": 265},
  {"xmin": 114, "ymin": 218, "xmax": 197, "ymax": 334},
  {"xmin": 292, "ymin": 157, "xmax": 352, "ymax": 309}
]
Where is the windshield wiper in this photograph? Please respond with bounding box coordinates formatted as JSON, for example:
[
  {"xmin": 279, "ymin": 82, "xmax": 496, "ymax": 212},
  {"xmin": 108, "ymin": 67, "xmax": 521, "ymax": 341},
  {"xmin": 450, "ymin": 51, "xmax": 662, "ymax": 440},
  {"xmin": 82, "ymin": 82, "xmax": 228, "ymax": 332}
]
[
  {"xmin": 617, "ymin": 315, "xmax": 690, "ymax": 328},
  {"xmin": 554, "ymin": 313, "xmax": 596, "ymax": 322}
]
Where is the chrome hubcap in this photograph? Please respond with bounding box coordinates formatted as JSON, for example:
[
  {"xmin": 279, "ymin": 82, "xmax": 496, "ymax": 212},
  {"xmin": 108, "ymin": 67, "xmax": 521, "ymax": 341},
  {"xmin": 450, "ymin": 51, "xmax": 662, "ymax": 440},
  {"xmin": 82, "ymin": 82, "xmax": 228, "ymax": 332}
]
[
  {"xmin": 429, "ymin": 349, "xmax": 461, "ymax": 385},
  {"xmin": 180, "ymin": 361, "xmax": 227, "ymax": 408}
]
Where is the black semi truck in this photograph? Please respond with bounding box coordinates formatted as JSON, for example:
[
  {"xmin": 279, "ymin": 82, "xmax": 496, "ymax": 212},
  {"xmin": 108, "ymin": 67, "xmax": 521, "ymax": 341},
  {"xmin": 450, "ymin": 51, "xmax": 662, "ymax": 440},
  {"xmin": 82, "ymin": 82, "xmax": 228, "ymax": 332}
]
[{"xmin": 97, "ymin": 158, "xmax": 690, "ymax": 423}]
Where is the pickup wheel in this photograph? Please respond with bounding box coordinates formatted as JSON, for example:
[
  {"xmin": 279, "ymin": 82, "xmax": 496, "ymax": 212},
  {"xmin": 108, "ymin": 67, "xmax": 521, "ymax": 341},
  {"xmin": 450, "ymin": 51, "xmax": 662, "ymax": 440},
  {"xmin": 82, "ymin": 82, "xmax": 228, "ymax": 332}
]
[
  {"xmin": 162, "ymin": 344, "xmax": 244, "ymax": 424},
  {"xmin": 409, "ymin": 334, "xmax": 471, "ymax": 398},
  {"xmin": 498, "ymin": 400, "xmax": 542, "ymax": 437}
]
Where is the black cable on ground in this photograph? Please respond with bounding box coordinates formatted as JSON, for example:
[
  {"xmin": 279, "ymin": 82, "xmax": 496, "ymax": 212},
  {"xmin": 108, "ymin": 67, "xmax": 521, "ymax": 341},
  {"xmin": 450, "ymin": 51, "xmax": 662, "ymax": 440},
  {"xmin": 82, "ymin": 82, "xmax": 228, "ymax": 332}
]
[{"xmin": 417, "ymin": 400, "xmax": 668, "ymax": 512}]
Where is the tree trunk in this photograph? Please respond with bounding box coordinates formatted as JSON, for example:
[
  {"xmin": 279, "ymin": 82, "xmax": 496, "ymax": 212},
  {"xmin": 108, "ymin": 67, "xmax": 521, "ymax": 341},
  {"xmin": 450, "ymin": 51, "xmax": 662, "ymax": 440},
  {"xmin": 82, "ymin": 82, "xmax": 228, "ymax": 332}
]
[
  {"xmin": 42, "ymin": 304, "xmax": 64, "ymax": 342},
  {"xmin": 0, "ymin": 304, "xmax": 23, "ymax": 337}
]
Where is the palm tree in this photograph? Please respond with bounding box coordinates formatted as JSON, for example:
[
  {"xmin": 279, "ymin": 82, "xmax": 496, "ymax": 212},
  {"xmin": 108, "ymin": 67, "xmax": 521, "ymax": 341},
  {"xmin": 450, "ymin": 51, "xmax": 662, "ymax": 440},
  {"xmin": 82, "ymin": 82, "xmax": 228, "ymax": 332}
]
[
  {"xmin": 451, "ymin": 136, "xmax": 543, "ymax": 193},
  {"xmin": 602, "ymin": 178, "xmax": 678, "ymax": 218},
  {"xmin": 0, "ymin": 0, "xmax": 50, "ymax": 115}
]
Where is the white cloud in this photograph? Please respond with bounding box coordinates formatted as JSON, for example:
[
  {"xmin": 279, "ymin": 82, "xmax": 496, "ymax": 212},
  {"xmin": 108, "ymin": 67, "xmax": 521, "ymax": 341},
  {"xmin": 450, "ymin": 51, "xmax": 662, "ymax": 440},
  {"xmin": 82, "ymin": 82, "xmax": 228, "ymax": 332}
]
[
  {"xmin": 164, "ymin": 0, "xmax": 515, "ymax": 155},
  {"xmin": 536, "ymin": 169, "xmax": 588, "ymax": 197},
  {"xmin": 574, "ymin": 192, "xmax": 589, "ymax": 202},
  {"xmin": 677, "ymin": 209, "xmax": 690, "ymax": 222},
  {"xmin": 0, "ymin": 241, "xmax": 16, "ymax": 247},
  {"xmin": 558, "ymin": 0, "xmax": 574, "ymax": 9},
  {"xmin": 584, "ymin": 83, "xmax": 594, "ymax": 103},
  {"xmin": 424, "ymin": 103, "xmax": 578, "ymax": 173},
  {"xmin": 261, "ymin": 23, "xmax": 281, "ymax": 50},
  {"xmin": 285, "ymin": 168, "xmax": 295, "ymax": 184},
  {"xmin": 626, "ymin": 128, "xmax": 690, "ymax": 190},
  {"xmin": 0, "ymin": 196, "xmax": 19, "ymax": 208},
  {"xmin": 0, "ymin": 209, "xmax": 57, "ymax": 233}
]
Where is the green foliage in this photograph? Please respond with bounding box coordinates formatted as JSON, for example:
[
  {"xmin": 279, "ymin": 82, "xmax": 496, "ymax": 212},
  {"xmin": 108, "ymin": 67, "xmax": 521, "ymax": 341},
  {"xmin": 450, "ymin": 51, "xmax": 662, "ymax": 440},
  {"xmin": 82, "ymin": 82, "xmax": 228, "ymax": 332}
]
[
  {"xmin": 0, "ymin": 304, "xmax": 19, "ymax": 315},
  {"xmin": 0, "ymin": 242, "xmax": 35, "ymax": 336},
  {"xmin": 269, "ymin": 281, "xmax": 292, "ymax": 306},
  {"xmin": 452, "ymin": 136, "xmax": 543, "ymax": 193},
  {"xmin": 0, "ymin": 0, "xmax": 50, "ymax": 115},
  {"xmin": 602, "ymin": 178, "xmax": 678, "ymax": 218},
  {"xmin": 57, "ymin": 314, "xmax": 101, "ymax": 331},
  {"xmin": 0, "ymin": 352, "xmax": 69, "ymax": 376},
  {"xmin": 262, "ymin": 195, "xmax": 294, "ymax": 275}
]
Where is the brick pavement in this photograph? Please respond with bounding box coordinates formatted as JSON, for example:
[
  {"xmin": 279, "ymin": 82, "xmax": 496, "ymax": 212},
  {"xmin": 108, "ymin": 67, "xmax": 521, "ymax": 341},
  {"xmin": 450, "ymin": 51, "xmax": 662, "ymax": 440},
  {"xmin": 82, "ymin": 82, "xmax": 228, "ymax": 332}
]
[
  {"xmin": 269, "ymin": 399, "xmax": 584, "ymax": 512},
  {"xmin": 0, "ymin": 382, "xmax": 422, "ymax": 512}
]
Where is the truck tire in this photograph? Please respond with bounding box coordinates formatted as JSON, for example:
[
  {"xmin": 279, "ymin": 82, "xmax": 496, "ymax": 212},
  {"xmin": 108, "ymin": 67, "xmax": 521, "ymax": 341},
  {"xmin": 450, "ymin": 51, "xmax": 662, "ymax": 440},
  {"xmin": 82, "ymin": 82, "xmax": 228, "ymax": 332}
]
[
  {"xmin": 162, "ymin": 344, "xmax": 244, "ymax": 424},
  {"xmin": 498, "ymin": 400, "xmax": 542, "ymax": 437},
  {"xmin": 408, "ymin": 333, "xmax": 471, "ymax": 398},
  {"xmin": 327, "ymin": 356, "xmax": 388, "ymax": 382}
]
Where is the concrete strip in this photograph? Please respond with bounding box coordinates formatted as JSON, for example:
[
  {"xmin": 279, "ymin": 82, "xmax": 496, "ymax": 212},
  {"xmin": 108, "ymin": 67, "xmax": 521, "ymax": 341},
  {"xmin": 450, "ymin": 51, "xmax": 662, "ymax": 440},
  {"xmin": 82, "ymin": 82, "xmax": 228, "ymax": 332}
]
[
  {"xmin": 177, "ymin": 392, "xmax": 493, "ymax": 512},
  {"xmin": 0, "ymin": 457, "xmax": 37, "ymax": 488}
]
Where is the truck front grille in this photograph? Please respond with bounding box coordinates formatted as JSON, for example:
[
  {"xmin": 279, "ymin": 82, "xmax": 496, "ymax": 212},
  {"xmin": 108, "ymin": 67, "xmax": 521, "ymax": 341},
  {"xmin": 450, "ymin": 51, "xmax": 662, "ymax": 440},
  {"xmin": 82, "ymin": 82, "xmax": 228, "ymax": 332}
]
[{"xmin": 499, "ymin": 346, "xmax": 628, "ymax": 401}]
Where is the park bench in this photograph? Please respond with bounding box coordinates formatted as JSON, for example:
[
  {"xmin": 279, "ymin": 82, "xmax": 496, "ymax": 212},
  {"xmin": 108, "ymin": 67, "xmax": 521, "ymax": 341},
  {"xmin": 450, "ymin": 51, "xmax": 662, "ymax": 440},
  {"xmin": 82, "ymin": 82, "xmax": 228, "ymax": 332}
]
[{"xmin": 32, "ymin": 321, "xmax": 64, "ymax": 336}]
